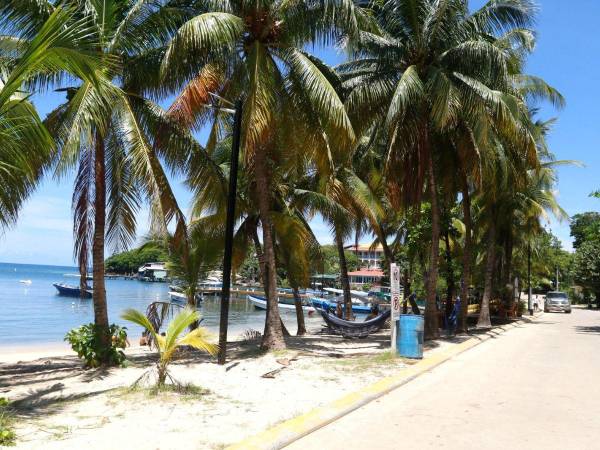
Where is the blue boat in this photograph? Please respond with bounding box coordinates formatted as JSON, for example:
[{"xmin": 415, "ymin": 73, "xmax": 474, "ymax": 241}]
[
  {"xmin": 53, "ymin": 283, "xmax": 92, "ymax": 298},
  {"xmin": 310, "ymin": 298, "xmax": 373, "ymax": 314}
]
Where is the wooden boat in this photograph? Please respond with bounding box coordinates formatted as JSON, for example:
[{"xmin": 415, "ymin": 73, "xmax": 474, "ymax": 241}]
[
  {"xmin": 247, "ymin": 295, "xmax": 316, "ymax": 314},
  {"xmin": 53, "ymin": 283, "xmax": 92, "ymax": 298},
  {"xmin": 318, "ymin": 309, "xmax": 391, "ymax": 338},
  {"xmin": 310, "ymin": 298, "xmax": 373, "ymax": 314}
]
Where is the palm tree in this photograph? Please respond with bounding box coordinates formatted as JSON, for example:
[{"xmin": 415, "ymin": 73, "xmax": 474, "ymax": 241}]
[
  {"xmin": 122, "ymin": 307, "xmax": 218, "ymax": 387},
  {"xmin": 152, "ymin": 223, "xmax": 225, "ymax": 310},
  {"xmin": 26, "ymin": 1, "xmax": 195, "ymax": 362},
  {"xmin": 0, "ymin": 6, "xmax": 105, "ymax": 228},
  {"xmin": 274, "ymin": 210, "xmax": 321, "ymax": 335},
  {"xmin": 161, "ymin": 0, "xmax": 369, "ymax": 349},
  {"xmin": 344, "ymin": 0, "xmax": 540, "ymax": 338}
]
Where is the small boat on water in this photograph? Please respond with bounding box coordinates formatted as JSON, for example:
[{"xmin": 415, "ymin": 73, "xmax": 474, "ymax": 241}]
[
  {"xmin": 310, "ymin": 298, "xmax": 373, "ymax": 314},
  {"xmin": 247, "ymin": 295, "xmax": 316, "ymax": 314},
  {"xmin": 19, "ymin": 279, "xmax": 32, "ymax": 285},
  {"xmin": 322, "ymin": 287, "xmax": 370, "ymax": 299},
  {"xmin": 53, "ymin": 283, "xmax": 92, "ymax": 298},
  {"xmin": 168, "ymin": 290, "xmax": 202, "ymax": 304}
]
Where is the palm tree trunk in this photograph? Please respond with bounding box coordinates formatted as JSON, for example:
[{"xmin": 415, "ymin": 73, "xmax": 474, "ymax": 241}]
[
  {"xmin": 425, "ymin": 143, "xmax": 440, "ymax": 339},
  {"xmin": 458, "ymin": 171, "xmax": 472, "ymax": 333},
  {"xmin": 335, "ymin": 228, "xmax": 353, "ymax": 320},
  {"xmin": 402, "ymin": 268, "xmax": 410, "ymax": 314},
  {"xmin": 252, "ymin": 228, "xmax": 290, "ymax": 336},
  {"xmin": 477, "ymin": 218, "xmax": 496, "ymax": 328},
  {"xmin": 292, "ymin": 286, "xmax": 306, "ymax": 335},
  {"xmin": 92, "ymin": 132, "xmax": 110, "ymax": 358},
  {"xmin": 255, "ymin": 151, "xmax": 285, "ymax": 350},
  {"xmin": 252, "ymin": 227, "xmax": 266, "ymax": 290},
  {"xmin": 504, "ymin": 230, "xmax": 514, "ymax": 308},
  {"xmin": 381, "ymin": 236, "xmax": 393, "ymax": 270},
  {"xmin": 443, "ymin": 228, "xmax": 455, "ymax": 322}
]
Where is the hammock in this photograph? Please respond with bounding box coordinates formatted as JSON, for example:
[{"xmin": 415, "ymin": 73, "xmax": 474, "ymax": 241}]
[{"xmin": 319, "ymin": 308, "xmax": 391, "ymax": 338}]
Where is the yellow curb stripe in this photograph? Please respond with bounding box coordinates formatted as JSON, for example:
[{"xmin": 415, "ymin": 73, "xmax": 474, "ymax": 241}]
[{"xmin": 226, "ymin": 319, "xmax": 528, "ymax": 450}]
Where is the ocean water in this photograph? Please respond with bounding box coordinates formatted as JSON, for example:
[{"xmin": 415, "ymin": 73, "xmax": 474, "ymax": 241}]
[{"xmin": 0, "ymin": 262, "xmax": 320, "ymax": 347}]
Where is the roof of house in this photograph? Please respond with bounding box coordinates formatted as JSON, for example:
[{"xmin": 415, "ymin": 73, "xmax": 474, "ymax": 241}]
[
  {"xmin": 345, "ymin": 244, "xmax": 384, "ymax": 252},
  {"xmin": 348, "ymin": 269, "xmax": 384, "ymax": 278}
]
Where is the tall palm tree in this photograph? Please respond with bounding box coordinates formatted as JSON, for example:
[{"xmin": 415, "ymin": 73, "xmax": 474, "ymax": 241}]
[
  {"xmin": 20, "ymin": 0, "xmax": 195, "ymax": 362},
  {"xmin": 161, "ymin": 0, "xmax": 369, "ymax": 349},
  {"xmin": 344, "ymin": 0, "xmax": 539, "ymax": 338}
]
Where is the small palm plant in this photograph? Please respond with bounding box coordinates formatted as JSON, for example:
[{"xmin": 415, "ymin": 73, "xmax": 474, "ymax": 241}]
[{"xmin": 122, "ymin": 307, "xmax": 218, "ymax": 387}]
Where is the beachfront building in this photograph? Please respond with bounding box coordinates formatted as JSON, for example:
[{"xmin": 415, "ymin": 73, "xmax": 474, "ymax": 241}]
[
  {"xmin": 347, "ymin": 268, "xmax": 384, "ymax": 286},
  {"xmin": 345, "ymin": 244, "xmax": 384, "ymax": 269},
  {"xmin": 138, "ymin": 262, "xmax": 168, "ymax": 282}
]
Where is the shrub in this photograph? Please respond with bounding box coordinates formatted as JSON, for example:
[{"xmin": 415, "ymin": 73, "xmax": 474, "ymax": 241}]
[
  {"xmin": 65, "ymin": 324, "xmax": 128, "ymax": 368},
  {"xmin": 0, "ymin": 398, "xmax": 16, "ymax": 446}
]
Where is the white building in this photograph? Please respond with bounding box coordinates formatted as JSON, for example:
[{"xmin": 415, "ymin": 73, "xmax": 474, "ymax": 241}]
[
  {"xmin": 345, "ymin": 244, "xmax": 384, "ymax": 269},
  {"xmin": 138, "ymin": 262, "xmax": 168, "ymax": 281}
]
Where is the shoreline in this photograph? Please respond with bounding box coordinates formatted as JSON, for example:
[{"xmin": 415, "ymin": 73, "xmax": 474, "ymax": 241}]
[
  {"xmin": 1, "ymin": 342, "xmax": 74, "ymax": 363},
  {"xmin": 0, "ymin": 320, "xmax": 323, "ymax": 364}
]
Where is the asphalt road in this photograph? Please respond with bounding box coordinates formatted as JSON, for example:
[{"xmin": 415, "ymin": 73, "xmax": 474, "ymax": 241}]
[{"xmin": 286, "ymin": 307, "xmax": 600, "ymax": 450}]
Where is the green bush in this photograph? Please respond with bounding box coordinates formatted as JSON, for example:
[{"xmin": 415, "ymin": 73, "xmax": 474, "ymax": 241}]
[
  {"xmin": 0, "ymin": 398, "xmax": 16, "ymax": 446},
  {"xmin": 105, "ymin": 244, "xmax": 169, "ymax": 274},
  {"xmin": 65, "ymin": 324, "xmax": 128, "ymax": 368}
]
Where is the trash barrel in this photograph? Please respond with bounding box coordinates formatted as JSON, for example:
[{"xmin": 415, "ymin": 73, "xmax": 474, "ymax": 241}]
[{"xmin": 397, "ymin": 314, "xmax": 424, "ymax": 359}]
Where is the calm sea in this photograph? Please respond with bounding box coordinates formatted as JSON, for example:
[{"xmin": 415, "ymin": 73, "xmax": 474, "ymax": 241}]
[{"xmin": 0, "ymin": 262, "xmax": 320, "ymax": 347}]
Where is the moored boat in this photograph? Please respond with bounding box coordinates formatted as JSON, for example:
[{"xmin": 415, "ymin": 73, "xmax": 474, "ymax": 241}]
[
  {"xmin": 310, "ymin": 298, "xmax": 373, "ymax": 314},
  {"xmin": 247, "ymin": 295, "xmax": 315, "ymax": 314},
  {"xmin": 168, "ymin": 290, "xmax": 202, "ymax": 304},
  {"xmin": 53, "ymin": 283, "xmax": 92, "ymax": 298}
]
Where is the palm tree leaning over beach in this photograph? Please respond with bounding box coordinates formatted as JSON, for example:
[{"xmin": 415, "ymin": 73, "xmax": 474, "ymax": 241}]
[
  {"xmin": 0, "ymin": 6, "xmax": 105, "ymax": 228},
  {"xmin": 161, "ymin": 0, "xmax": 371, "ymax": 349},
  {"xmin": 6, "ymin": 0, "xmax": 198, "ymax": 362}
]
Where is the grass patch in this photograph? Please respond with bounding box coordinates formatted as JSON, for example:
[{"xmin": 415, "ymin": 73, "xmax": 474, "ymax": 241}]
[
  {"xmin": 0, "ymin": 398, "xmax": 16, "ymax": 447},
  {"xmin": 112, "ymin": 383, "xmax": 212, "ymax": 404},
  {"xmin": 325, "ymin": 351, "xmax": 404, "ymax": 372}
]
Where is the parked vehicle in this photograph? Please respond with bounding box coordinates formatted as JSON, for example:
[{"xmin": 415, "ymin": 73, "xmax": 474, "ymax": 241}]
[{"xmin": 544, "ymin": 291, "xmax": 571, "ymax": 313}]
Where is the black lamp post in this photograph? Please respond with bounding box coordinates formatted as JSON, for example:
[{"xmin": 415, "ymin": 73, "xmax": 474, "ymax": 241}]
[{"xmin": 218, "ymin": 99, "xmax": 243, "ymax": 365}]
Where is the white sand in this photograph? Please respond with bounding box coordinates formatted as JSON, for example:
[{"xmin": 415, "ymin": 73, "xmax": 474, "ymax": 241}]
[{"xmin": 1, "ymin": 331, "xmax": 466, "ymax": 449}]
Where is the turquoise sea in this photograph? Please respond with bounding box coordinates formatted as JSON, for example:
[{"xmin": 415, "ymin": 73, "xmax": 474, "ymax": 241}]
[{"xmin": 0, "ymin": 262, "xmax": 318, "ymax": 347}]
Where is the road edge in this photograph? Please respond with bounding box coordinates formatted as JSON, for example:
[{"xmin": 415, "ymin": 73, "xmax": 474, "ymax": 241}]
[{"xmin": 226, "ymin": 317, "xmax": 537, "ymax": 450}]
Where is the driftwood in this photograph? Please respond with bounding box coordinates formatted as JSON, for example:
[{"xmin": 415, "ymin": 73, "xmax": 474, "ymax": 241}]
[{"xmin": 261, "ymin": 357, "xmax": 299, "ymax": 378}]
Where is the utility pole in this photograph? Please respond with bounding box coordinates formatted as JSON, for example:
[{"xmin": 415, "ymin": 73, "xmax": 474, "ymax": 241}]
[
  {"xmin": 556, "ymin": 266, "xmax": 559, "ymax": 291},
  {"xmin": 528, "ymin": 242, "xmax": 533, "ymax": 316},
  {"xmin": 218, "ymin": 99, "xmax": 243, "ymax": 365}
]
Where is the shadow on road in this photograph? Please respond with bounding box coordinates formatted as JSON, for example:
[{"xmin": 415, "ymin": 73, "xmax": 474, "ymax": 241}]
[{"xmin": 574, "ymin": 325, "xmax": 600, "ymax": 335}]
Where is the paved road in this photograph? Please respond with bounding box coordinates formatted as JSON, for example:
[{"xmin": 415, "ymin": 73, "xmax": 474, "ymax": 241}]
[{"xmin": 287, "ymin": 308, "xmax": 600, "ymax": 450}]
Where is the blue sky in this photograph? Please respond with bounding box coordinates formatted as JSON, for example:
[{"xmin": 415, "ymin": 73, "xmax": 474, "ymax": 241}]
[{"xmin": 0, "ymin": 0, "xmax": 598, "ymax": 266}]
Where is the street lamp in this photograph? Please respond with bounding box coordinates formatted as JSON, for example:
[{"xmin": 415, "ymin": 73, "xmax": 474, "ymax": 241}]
[{"xmin": 216, "ymin": 98, "xmax": 243, "ymax": 365}]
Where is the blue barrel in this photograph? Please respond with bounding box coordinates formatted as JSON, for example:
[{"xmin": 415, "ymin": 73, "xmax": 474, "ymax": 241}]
[{"xmin": 397, "ymin": 315, "xmax": 424, "ymax": 359}]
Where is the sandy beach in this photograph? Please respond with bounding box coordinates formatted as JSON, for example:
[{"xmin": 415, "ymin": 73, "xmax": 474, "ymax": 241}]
[{"xmin": 0, "ymin": 327, "xmax": 467, "ymax": 450}]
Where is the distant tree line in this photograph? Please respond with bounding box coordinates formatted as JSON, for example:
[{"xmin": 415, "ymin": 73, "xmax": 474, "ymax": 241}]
[
  {"xmin": 105, "ymin": 244, "xmax": 169, "ymax": 274},
  {"xmin": 571, "ymin": 209, "xmax": 600, "ymax": 306}
]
